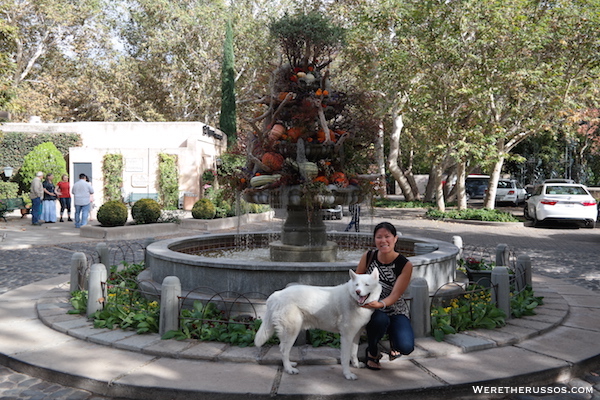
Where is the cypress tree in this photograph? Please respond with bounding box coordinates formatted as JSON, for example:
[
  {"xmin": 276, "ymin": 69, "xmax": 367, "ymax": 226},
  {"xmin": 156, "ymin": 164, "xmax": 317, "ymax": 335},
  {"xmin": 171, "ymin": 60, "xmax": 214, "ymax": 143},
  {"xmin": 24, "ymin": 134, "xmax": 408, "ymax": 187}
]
[{"xmin": 219, "ymin": 19, "xmax": 237, "ymax": 147}]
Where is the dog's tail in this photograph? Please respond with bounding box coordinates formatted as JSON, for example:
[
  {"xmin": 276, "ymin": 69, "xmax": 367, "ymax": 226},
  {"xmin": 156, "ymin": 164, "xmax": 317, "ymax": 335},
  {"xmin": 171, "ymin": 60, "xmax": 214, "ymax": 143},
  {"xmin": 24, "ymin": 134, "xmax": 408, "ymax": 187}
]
[{"xmin": 254, "ymin": 305, "xmax": 275, "ymax": 347}]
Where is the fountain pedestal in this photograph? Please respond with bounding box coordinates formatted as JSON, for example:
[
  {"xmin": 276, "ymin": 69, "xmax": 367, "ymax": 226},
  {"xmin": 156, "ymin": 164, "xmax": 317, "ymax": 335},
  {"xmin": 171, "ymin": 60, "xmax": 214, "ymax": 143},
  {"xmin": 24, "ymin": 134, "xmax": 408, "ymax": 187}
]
[{"xmin": 270, "ymin": 206, "xmax": 338, "ymax": 262}]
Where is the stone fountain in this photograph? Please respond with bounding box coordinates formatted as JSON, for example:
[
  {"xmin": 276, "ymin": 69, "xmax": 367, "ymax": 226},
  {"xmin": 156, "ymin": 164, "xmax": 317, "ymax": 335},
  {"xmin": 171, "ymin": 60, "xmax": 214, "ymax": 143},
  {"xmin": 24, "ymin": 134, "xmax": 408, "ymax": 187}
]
[{"xmin": 141, "ymin": 13, "xmax": 459, "ymax": 304}]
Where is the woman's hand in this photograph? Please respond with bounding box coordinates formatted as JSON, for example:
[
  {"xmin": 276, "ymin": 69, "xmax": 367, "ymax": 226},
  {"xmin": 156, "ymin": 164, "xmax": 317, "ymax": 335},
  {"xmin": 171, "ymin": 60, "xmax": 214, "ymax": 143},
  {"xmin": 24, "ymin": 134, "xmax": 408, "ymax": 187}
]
[{"xmin": 363, "ymin": 300, "xmax": 385, "ymax": 309}]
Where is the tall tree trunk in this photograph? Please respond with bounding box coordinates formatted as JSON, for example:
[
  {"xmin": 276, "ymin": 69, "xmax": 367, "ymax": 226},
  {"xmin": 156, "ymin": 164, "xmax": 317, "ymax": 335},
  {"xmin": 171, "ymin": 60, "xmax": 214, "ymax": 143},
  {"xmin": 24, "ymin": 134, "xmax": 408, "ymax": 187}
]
[
  {"xmin": 456, "ymin": 161, "xmax": 467, "ymax": 210},
  {"xmin": 431, "ymin": 162, "xmax": 445, "ymax": 212},
  {"xmin": 483, "ymin": 156, "xmax": 504, "ymax": 209},
  {"xmin": 388, "ymin": 113, "xmax": 415, "ymax": 200},
  {"xmin": 375, "ymin": 121, "xmax": 386, "ymax": 193}
]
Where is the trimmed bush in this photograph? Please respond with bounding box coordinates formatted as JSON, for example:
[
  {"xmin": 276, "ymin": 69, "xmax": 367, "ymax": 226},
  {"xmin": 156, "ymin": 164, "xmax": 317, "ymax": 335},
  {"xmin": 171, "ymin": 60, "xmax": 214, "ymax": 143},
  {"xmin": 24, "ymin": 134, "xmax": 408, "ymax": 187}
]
[
  {"xmin": 192, "ymin": 198, "xmax": 216, "ymax": 219},
  {"xmin": 131, "ymin": 198, "xmax": 162, "ymax": 224},
  {"xmin": 97, "ymin": 201, "xmax": 128, "ymax": 227}
]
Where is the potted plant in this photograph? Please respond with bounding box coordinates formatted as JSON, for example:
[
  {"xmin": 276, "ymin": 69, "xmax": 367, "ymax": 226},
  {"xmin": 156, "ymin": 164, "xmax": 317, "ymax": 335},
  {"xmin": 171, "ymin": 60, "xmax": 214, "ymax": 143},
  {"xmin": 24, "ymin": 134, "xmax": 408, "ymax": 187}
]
[{"xmin": 460, "ymin": 257, "xmax": 495, "ymax": 288}]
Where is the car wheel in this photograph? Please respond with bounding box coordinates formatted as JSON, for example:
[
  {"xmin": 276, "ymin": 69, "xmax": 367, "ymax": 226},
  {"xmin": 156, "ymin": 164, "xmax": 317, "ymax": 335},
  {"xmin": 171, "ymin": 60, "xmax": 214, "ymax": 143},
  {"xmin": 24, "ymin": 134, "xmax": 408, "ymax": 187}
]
[
  {"xmin": 585, "ymin": 220, "xmax": 596, "ymax": 229},
  {"xmin": 532, "ymin": 212, "xmax": 539, "ymax": 227},
  {"xmin": 523, "ymin": 205, "xmax": 530, "ymax": 220}
]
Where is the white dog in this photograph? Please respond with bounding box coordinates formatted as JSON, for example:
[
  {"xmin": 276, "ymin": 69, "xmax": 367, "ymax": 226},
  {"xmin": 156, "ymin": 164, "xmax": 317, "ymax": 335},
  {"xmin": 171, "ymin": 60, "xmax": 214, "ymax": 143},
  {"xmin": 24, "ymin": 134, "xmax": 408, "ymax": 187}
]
[{"xmin": 254, "ymin": 269, "xmax": 382, "ymax": 380}]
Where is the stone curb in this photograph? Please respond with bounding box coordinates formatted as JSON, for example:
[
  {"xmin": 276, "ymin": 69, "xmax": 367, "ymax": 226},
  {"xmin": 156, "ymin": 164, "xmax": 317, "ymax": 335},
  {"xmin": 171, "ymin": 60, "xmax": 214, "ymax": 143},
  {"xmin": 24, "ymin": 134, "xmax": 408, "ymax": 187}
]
[
  {"xmin": 2, "ymin": 276, "xmax": 599, "ymax": 400},
  {"xmin": 36, "ymin": 279, "xmax": 568, "ymax": 364}
]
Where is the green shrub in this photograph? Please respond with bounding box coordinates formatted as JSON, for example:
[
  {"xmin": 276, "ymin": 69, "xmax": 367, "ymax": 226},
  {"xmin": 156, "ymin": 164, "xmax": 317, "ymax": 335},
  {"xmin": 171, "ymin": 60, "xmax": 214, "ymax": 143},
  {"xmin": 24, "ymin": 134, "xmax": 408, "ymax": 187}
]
[
  {"xmin": 426, "ymin": 208, "xmax": 519, "ymax": 222},
  {"xmin": 97, "ymin": 201, "xmax": 128, "ymax": 227},
  {"xmin": 0, "ymin": 182, "xmax": 19, "ymax": 198},
  {"xmin": 18, "ymin": 142, "xmax": 68, "ymax": 189},
  {"xmin": 192, "ymin": 198, "xmax": 216, "ymax": 219},
  {"xmin": 131, "ymin": 198, "xmax": 162, "ymax": 224}
]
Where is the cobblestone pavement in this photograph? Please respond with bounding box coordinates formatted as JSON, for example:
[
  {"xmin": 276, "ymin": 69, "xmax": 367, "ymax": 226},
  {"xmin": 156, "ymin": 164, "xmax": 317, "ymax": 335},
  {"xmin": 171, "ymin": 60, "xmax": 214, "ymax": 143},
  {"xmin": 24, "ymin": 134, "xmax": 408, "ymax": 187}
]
[{"xmin": 0, "ymin": 209, "xmax": 599, "ymax": 399}]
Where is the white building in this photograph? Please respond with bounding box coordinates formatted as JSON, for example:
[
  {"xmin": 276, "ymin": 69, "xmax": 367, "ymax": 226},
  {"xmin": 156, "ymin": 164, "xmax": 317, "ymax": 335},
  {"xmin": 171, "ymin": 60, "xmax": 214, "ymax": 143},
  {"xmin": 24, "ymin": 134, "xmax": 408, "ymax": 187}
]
[{"xmin": 1, "ymin": 121, "xmax": 227, "ymax": 210}]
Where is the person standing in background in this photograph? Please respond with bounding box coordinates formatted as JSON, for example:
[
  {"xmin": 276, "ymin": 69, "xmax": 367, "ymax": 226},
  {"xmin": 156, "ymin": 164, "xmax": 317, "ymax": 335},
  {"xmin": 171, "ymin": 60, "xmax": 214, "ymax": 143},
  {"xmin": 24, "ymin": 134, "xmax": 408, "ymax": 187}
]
[
  {"xmin": 56, "ymin": 174, "xmax": 72, "ymax": 222},
  {"xmin": 29, "ymin": 171, "xmax": 44, "ymax": 226},
  {"xmin": 41, "ymin": 173, "xmax": 58, "ymax": 223},
  {"xmin": 72, "ymin": 173, "xmax": 94, "ymax": 228}
]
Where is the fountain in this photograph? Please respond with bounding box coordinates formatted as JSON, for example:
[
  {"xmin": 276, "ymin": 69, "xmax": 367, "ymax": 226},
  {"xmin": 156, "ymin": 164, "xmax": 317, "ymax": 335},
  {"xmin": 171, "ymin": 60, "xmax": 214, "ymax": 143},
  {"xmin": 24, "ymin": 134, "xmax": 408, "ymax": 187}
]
[{"xmin": 141, "ymin": 13, "xmax": 459, "ymax": 305}]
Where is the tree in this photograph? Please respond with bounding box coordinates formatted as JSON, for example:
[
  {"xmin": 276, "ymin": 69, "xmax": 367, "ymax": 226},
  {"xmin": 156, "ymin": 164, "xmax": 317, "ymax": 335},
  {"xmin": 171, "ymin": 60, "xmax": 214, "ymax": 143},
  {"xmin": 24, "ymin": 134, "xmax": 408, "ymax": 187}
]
[
  {"xmin": 220, "ymin": 19, "xmax": 237, "ymax": 146},
  {"xmin": 18, "ymin": 142, "xmax": 67, "ymax": 188}
]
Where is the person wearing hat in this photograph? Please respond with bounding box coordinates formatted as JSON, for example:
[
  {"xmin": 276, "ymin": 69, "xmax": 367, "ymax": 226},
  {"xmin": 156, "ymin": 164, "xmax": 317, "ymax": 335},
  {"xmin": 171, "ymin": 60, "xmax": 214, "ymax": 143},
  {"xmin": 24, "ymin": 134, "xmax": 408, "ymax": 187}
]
[{"xmin": 29, "ymin": 171, "xmax": 44, "ymax": 226}]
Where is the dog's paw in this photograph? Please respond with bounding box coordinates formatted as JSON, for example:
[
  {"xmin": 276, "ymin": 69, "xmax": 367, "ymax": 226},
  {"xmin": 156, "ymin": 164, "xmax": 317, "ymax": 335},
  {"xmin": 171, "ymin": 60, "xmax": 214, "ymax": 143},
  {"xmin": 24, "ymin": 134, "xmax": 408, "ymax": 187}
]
[
  {"xmin": 344, "ymin": 372, "xmax": 358, "ymax": 380},
  {"xmin": 284, "ymin": 367, "xmax": 300, "ymax": 375},
  {"xmin": 290, "ymin": 361, "xmax": 297, "ymax": 367},
  {"xmin": 356, "ymin": 361, "xmax": 366, "ymax": 369}
]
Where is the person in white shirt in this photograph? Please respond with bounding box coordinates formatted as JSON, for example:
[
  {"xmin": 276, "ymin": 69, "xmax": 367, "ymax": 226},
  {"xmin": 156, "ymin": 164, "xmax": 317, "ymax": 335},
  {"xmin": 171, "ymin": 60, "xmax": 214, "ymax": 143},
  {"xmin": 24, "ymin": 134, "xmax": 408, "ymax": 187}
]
[{"xmin": 71, "ymin": 173, "xmax": 94, "ymax": 228}]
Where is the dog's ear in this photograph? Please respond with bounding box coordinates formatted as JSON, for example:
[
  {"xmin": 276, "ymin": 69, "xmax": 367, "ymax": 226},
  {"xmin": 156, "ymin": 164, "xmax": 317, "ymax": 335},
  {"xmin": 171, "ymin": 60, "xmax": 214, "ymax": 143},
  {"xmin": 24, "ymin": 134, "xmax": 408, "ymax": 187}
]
[
  {"xmin": 370, "ymin": 267, "xmax": 379, "ymax": 281},
  {"xmin": 349, "ymin": 269, "xmax": 358, "ymax": 279}
]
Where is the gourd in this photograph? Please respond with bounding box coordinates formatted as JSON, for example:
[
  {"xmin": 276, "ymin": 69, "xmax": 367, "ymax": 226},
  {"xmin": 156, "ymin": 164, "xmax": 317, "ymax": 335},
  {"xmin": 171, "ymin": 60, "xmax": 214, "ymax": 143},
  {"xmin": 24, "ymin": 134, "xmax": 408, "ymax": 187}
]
[
  {"xmin": 299, "ymin": 162, "xmax": 319, "ymax": 180},
  {"xmin": 250, "ymin": 174, "xmax": 282, "ymax": 187}
]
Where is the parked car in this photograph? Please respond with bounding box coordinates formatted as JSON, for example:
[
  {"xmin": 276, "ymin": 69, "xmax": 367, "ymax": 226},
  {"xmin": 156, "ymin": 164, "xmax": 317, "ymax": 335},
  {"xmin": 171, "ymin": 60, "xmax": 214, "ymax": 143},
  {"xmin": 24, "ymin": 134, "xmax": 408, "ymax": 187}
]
[
  {"xmin": 524, "ymin": 182, "xmax": 597, "ymax": 228},
  {"xmin": 322, "ymin": 205, "xmax": 343, "ymax": 220},
  {"xmin": 495, "ymin": 179, "xmax": 527, "ymax": 206},
  {"xmin": 465, "ymin": 174, "xmax": 489, "ymax": 199}
]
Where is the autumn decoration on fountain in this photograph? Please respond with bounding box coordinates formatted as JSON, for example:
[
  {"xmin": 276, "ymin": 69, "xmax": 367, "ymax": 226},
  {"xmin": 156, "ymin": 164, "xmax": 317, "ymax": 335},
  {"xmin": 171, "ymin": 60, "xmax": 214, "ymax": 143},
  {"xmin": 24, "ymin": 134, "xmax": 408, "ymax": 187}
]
[{"xmin": 241, "ymin": 12, "xmax": 371, "ymax": 210}]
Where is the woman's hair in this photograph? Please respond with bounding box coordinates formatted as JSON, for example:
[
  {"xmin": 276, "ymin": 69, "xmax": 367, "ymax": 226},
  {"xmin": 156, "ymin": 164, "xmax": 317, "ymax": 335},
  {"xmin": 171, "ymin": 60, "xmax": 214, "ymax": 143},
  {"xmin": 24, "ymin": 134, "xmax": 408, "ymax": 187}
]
[{"xmin": 373, "ymin": 222, "xmax": 397, "ymax": 238}]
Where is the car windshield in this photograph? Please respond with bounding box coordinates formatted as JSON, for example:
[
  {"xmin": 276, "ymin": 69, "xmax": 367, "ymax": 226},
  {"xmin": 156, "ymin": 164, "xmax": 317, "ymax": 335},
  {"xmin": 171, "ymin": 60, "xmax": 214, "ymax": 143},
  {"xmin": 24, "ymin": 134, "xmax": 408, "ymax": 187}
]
[
  {"xmin": 544, "ymin": 186, "xmax": 588, "ymax": 195},
  {"xmin": 497, "ymin": 181, "xmax": 512, "ymax": 189}
]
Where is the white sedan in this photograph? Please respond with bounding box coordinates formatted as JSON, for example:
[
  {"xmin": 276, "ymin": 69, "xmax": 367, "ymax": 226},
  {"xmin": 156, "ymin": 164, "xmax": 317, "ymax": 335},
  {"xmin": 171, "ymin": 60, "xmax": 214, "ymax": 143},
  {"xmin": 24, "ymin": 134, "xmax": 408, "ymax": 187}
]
[
  {"xmin": 524, "ymin": 183, "xmax": 597, "ymax": 228},
  {"xmin": 495, "ymin": 179, "xmax": 527, "ymax": 206}
]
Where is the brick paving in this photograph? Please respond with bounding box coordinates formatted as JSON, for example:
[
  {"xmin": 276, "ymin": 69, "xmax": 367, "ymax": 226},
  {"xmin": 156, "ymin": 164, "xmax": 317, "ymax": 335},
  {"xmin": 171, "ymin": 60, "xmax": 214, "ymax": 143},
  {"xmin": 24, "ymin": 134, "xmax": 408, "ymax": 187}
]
[{"xmin": 0, "ymin": 208, "xmax": 599, "ymax": 399}]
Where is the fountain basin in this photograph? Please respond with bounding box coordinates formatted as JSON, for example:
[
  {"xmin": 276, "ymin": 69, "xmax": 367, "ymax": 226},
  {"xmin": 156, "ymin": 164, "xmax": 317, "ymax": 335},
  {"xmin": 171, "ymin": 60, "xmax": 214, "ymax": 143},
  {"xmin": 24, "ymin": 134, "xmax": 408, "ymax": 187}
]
[{"xmin": 143, "ymin": 232, "xmax": 459, "ymax": 297}]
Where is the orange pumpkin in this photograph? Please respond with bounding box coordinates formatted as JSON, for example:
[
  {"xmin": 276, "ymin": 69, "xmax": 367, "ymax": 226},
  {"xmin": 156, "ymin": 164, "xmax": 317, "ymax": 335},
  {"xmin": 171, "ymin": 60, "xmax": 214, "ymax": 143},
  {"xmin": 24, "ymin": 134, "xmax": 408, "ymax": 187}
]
[
  {"xmin": 262, "ymin": 152, "xmax": 284, "ymax": 171},
  {"xmin": 313, "ymin": 175, "xmax": 329, "ymax": 184},
  {"xmin": 317, "ymin": 129, "xmax": 336, "ymax": 143},
  {"xmin": 287, "ymin": 126, "xmax": 304, "ymax": 142},
  {"xmin": 331, "ymin": 172, "xmax": 349, "ymax": 187}
]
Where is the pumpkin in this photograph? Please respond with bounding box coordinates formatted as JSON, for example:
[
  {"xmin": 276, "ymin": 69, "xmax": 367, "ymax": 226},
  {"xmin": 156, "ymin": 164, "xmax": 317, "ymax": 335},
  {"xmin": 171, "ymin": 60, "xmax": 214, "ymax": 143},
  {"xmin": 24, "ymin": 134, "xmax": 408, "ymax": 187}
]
[
  {"xmin": 287, "ymin": 126, "xmax": 304, "ymax": 142},
  {"xmin": 268, "ymin": 124, "xmax": 286, "ymax": 142},
  {"xmin": 313, "ymin": 175, "xmax": 329, "ymax": 185},
  {"xmin": 317, "ymin": 129, "xmax": 336, "ymax": 143},
  {"xmin": 331, "ymin": 172, "xmax": 349, "ymax": 188},
  {"xmin": 262, "ymin": 152, "xmax": 284, "ymax": 171}
]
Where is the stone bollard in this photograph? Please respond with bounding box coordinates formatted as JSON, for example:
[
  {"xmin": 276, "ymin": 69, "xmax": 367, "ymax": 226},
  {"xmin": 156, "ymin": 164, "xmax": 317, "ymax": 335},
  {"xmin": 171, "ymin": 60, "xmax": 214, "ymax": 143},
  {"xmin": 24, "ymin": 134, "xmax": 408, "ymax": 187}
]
[
  {"xmin": 96, "ymin": 243, "xmax": 110, "ymax": 274},
  {"xmin": 409, "ymin": 278, "xmax": 430, "ymax": 338},
  {"xmin": 87, "ymin": 263, "xmax": 107, "ymax": 317},
  {"xmin": 517, "ymin": 255, "xmax": 532, "ymax": 289},
  {"xmin": 70, "ymin": 252, "xmax": 87, "ymax": 293},
  {"xmin": 159, "ymin": 276, "xmax": 181, "ymax": 336},
  {"xmin": 452, "ymin": 236, "xmax": 463, "ymax": 261},
  {"xmin": 491, "ymin": 267, "xmax": 510, "ymax": 319},
  {"xmin": 495, "ymin": 243, "xmax": 509, "ymax": 266}
]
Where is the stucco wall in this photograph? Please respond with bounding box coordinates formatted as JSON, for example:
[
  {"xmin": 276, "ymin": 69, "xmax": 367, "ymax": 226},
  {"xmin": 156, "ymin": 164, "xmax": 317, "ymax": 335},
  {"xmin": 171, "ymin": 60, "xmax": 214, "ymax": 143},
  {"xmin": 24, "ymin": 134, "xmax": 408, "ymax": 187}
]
[{"xmin": 1, "ymin": 122, "xmax": 227, "ymax": 209}]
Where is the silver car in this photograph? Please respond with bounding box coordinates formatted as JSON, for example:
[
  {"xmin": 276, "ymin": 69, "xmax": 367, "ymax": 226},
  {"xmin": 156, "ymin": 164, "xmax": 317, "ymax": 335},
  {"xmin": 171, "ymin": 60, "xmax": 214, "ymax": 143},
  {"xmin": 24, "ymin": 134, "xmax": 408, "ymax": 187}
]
[
  {"xmin": 524, "ymin": 183, "xmax": 597, "ymax": 228},
  {"xmin": 495, "ymin": 179, "xmax": 527, "ymax": 206}
]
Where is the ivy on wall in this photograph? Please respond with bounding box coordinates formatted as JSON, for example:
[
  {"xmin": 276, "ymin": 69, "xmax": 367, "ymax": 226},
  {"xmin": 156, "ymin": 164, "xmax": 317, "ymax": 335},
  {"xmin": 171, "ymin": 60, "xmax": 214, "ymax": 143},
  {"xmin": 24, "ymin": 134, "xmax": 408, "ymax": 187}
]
[
  {"xmin": 158, "ymin": 153, "xmax": 179, "ymax": 209},
  {"xmin": 102, "ymin": 153, "xmax": 124, "ymax": 203},
  {"xmin": 0, "ymin": 132, "xmax": 81, "ymax": 173}
]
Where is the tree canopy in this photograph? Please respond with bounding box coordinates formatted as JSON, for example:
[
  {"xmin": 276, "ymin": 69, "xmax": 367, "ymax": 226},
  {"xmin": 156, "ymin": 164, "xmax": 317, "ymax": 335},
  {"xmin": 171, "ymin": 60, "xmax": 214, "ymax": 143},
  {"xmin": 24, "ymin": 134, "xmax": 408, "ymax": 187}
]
[{"xmin": 1, "ymin": 0, "xmax": 599, "ymax": 208}]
